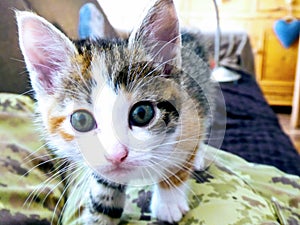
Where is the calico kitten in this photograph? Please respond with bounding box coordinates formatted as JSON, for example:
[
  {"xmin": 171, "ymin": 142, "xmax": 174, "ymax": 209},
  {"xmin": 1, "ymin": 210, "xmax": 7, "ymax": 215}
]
[{"xmin": 16, "ymin": 0, "xmax": 213, "ymax": 224}]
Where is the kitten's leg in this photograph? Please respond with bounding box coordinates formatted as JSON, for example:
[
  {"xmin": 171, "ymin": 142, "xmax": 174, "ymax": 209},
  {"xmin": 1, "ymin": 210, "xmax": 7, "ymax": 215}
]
[
  {"xmin": 151, "ymin": 181, "xmax": 189, "ymax": 223},
  {"xmin": 193, "ymin": 142, "xmax": 205, "ymax": 171},
  {"xmin": 151, "ymin": 146, "xmax": 198, "ymax": 223},
  {"xmin": 84, "ymin": 176, "xmax": 126, "ymax": 225}
]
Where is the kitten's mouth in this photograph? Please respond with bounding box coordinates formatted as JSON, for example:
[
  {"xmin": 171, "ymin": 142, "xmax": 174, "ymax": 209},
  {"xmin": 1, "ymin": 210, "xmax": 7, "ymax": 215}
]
[
  {"xmin": 97, "ymin": 164, "xmax": 134, "ymax": 177},
  {"xmin": 108, "ymin": 165, "xmax": 131, "ymax": 173},
  {"xmin": 90, "ymin": 159, "xmax": 152, "ymax": 184},
  {"xmin": 96, "ymin": 160, "xmax": 151, "ymax": 184}
]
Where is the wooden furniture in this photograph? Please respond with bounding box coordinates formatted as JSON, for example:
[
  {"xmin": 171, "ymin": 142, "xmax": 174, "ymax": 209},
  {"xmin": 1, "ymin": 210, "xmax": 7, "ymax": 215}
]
[{"xmin": 176, "ymin": 0, "xmax": 300, "ymax": 106}]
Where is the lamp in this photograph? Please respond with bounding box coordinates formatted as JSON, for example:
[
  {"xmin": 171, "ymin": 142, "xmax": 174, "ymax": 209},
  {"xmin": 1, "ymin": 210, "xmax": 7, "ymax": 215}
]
[{"xmin": 211, "ymin": 0, "xmax": 241, "ymax": 82}]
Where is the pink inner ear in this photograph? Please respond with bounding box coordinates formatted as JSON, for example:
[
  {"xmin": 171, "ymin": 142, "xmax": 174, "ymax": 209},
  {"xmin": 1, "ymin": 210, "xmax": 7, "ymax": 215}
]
[
  {"xmin": 19, "ymin": 15, "xmax": 73, "ymax": 93},
  {"xmin": 134, "ymin": 0, "xmax": 181, "ymax": 68},
  {"xmin": 150, "ymin": 6, "xmax": 180, "ymax": 44}
]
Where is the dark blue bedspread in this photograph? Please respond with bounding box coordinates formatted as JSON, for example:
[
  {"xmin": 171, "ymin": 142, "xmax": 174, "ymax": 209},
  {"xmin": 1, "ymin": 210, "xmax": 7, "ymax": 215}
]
[{"xmin": 210, "ymin": 72, "xmax": 300, "ymax": 176}]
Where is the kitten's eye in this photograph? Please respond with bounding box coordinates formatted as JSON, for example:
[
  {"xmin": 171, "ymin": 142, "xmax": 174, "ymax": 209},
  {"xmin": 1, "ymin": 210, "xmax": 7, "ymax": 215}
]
[
  {"xmin": 129, "ymin": 101, "xmax": 155, "ymax": 127},
  {"xmin": 70, "ymin": 110, "xmax": 96, "ymax": 132}
]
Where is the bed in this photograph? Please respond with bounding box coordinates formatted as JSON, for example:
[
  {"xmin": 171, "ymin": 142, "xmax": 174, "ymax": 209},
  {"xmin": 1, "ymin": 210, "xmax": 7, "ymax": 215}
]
[
  {"xmin": 0, "ymin": 5, "xmax": 299, "ymax": 224},
  {"xmin": 215, "ymin": 71, "xmax": 300, "ymax": 176},
  {"xmin": 183, "ymin": 29, "xmax": 300, "ymax": 176},
  {"xmin": 200, "ymin": 30, "xmax": 300, "ymax": 176}
]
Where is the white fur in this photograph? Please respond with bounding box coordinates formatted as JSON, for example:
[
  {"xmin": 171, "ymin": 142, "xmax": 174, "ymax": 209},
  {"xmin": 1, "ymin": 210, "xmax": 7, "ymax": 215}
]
[
  {"xmin": 94, "ymin": 85, "xmax": 129, "ymax": 155},
  {"xmin": 193, "ymin": 142, "xmax": 206, "ymax": 171},
  {"xmin": 151, "ymin": 183, "xmax": 189, "ymax": 223}
]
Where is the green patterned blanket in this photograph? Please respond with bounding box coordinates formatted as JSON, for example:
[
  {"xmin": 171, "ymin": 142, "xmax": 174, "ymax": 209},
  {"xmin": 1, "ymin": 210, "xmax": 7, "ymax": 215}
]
[{"xmin": 0, "ymin": 93, "xmax": 299, "ymax": 225}]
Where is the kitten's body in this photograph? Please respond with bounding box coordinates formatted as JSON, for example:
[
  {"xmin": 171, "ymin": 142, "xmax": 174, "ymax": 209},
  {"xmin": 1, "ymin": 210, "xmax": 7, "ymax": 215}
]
[{"xmin": 16, "ymin": 0, "xmax": 213, "ymax": 224}]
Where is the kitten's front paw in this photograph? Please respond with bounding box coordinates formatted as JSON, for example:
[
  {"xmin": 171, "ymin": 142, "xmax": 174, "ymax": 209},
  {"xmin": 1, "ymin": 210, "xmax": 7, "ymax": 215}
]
[
  {"xmin": 151, "ymin": 185, "xmax": 189, "ymax": 223},
  {"xmin": 193, "ymin": 143, "xmax": 205, "ymax": 171},
  {"xmin": 153, "ymin": 200, "xmax": 189, "ymax": 223}
]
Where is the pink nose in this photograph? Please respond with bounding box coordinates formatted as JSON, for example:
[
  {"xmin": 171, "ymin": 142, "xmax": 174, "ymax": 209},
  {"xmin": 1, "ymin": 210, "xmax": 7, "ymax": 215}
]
[{"xmin": 106, "ymin": 143, "xmax": 128, "ymax": 165}]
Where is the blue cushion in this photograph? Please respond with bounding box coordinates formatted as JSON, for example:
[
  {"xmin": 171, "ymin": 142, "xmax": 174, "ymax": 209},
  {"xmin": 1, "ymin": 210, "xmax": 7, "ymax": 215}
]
[{"xmin": 273, "ymin": 19, "xmax": 300, "ymax": 48}]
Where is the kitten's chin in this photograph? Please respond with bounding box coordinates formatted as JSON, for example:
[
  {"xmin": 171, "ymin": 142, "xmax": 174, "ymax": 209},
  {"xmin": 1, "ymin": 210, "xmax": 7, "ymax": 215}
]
[
  {"xmin": 103, "ymin": 165, "xmax": 132, "ymax": 174},
  {"xmin": 93, "ymin": 164, "xmax": 137, "ymax": 183},
  {"xmin": 91, "ymin": 162, "xmax": 165, "ymax": 185}
]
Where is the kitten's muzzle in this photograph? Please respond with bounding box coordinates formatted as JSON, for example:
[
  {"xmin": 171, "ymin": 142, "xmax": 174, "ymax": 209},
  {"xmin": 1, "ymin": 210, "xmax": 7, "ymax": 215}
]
[{"xmin": 105, "ymin": 143, "xmax": 129, "ymax": 165}]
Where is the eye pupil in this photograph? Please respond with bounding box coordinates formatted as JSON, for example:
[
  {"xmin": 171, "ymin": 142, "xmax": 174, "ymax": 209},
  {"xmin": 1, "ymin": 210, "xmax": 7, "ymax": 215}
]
[
  {"xmin": 78, "ymin": 114, "xmax": 87, "ymax": 126},
  {"xmin": 71, "ymin": 110, "xmax": 96, "ymax": 132},
  {"xmin": 130, "ymin": 102, "xmax": 154, "ymax": 127},
  {"xmin": 136, "ymin": 107, "xmax": 146, "ymax": 119}
]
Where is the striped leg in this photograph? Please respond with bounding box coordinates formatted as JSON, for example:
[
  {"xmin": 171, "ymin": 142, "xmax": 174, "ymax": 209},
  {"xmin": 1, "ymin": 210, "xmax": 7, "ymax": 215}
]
[{"xmin": 84, "ymin": 174, "xmax": 126, "ymax": 225}]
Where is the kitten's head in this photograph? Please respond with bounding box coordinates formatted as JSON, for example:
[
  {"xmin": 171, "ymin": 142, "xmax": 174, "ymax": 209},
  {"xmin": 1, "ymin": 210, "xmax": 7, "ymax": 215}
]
[{"xmin": 16, "ymin": 0, "xmax": 212, "ymax": 185}]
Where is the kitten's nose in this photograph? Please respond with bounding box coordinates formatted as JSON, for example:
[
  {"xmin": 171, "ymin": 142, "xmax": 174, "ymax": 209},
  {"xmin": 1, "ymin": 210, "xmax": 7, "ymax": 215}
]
[{"xmin": 105, "ymin": 143, "xmax": 128, "ymax": 165}]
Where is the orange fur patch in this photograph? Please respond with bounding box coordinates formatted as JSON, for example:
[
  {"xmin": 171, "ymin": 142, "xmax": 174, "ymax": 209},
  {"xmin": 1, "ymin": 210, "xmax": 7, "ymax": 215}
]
[
  {"xmin": 59, "ymin": 131, "xmax": 75, "ymax": 141},
  {"xmin": 159, "ymin": 96, "xmax": 202, "ymax": 189},
  {"xmin": 48, "ymin": 116, "xmax": 65, "ymax": 133},
  {"xmin": 159, "ymin": 146, "xmax": 197, "ymax": 189},
  {"xmin": 73, "ymin": 53, "xmax": 92, "ymax": 82},
  {"xmin": 49, "ymin": 116, "xmax": 74, "ymax": 141}
]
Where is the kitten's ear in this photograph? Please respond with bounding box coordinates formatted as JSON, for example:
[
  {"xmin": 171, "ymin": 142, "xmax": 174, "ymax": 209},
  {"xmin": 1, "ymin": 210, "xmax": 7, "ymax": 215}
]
[
  {"xmin": 16, "ymin": 11, "xmax": 77, "ymax": 96},
  {"xmin": 129, "ymin": 0, "xmax": 181, "ymax": 68}
]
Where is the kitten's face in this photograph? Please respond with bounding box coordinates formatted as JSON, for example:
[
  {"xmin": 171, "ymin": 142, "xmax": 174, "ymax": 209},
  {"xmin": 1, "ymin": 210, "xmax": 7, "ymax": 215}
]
[
  {"xmin": 16, "ymin": 0, "xmax": 211, "ymax": 184},
  {"xmin": 42, "ymin": 43, "xmax": 203, "ymax": 184}
]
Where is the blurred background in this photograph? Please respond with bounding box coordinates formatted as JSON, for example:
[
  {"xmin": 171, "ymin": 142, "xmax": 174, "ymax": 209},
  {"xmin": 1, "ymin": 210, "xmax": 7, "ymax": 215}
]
[{"xmin": 0, "ymin": 0, "xmax": 299, "ymax": 105}]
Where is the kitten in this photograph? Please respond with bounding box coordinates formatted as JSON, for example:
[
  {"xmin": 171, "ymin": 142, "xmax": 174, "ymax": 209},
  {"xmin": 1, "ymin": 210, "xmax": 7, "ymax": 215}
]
[{"xmin": 16, "ymin": 0, "xmax": 213, "ymax": 224}]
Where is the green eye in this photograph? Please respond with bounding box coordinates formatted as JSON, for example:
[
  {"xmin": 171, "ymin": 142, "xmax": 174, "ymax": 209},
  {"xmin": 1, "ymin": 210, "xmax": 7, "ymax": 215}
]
[
  {"xmin": 70, "ymin": 109, "xmax": 96, "ymax": 132},
  {"xmin": 129, "ymin": 101, "xmax": 155, "ymax": 127}
]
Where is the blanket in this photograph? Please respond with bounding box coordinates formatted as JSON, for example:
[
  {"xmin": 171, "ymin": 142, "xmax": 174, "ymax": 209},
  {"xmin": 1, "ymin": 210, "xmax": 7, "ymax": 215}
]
[{"xmin": 212, "ymin": 72, "xmax": 300, "ymax": 176}]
